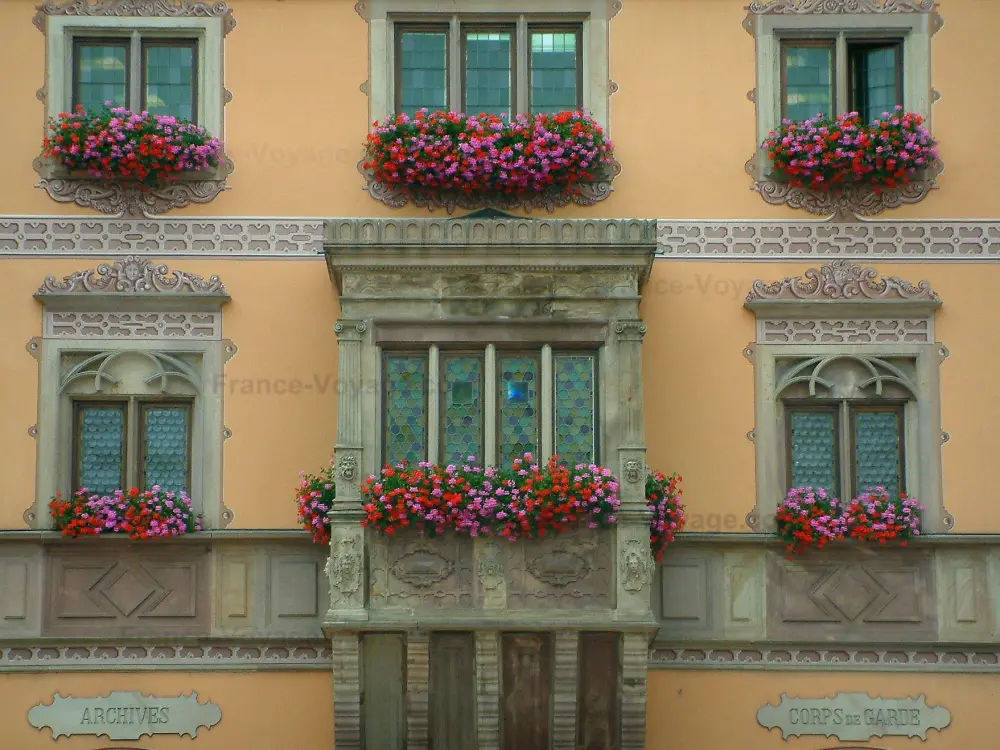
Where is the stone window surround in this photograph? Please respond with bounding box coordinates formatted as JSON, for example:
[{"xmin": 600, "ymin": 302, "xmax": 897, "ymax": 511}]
[
  {"xmin": 743, "ymin": 260, "xmax": 952, "ymax": 533},
  {"xmin": 362, "ymin": 0, "xmax": 616, "ymax": 129},
  {"xmin": 743, "ymin": 0, "xmax": 942, "ymax": 218},
  {"xmin": 28, "ymin": 257, "xmax": 235, "ymax": 530}
]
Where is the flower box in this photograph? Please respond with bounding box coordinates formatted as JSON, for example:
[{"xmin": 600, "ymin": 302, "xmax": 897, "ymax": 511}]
[
  {"xmin": 50, "ymin": 487, "xmax": 202, "ymax": 540},
  {"xmin": 762, "ymin": 107, "xmax": 938, "ymax": 191},
  {"xmin": 40, "ymin": 105, "xmax": 225, "ymax": 186},
  {"xmin": 362, "ymin": 110, "xmax": 617, "ymax": 211}
]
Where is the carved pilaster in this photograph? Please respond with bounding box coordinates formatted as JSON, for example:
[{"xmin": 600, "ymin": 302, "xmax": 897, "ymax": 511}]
[
  {"xmin": 476, "ymin": 538, "xmax": 507, "ymax": 609},
  {"xmin": 333, "ymin": 319, "xmax": 366, "ymax": 511},
  {"xmin": 552, "ymin": 631, "xmax": 580, "ymax": 750},
  {"xmin": 331, "ymin": 632, "xmax": 362, "ymax": 750},
  {"xmin": 613, "ymin": 319, "xmax": 647, "ymax": 459},
  {"xmin": 325, "ymin": 526, "xmax": 367, "ymax": 623},
  {"xmin": 475, "ymin": 631, "xmax": 501, "ymax": 750},
  {"xmin": 406, "ymin": 632, "xmax": 430, "ymax": 750},
  {"xmin": 620, "ymin": 633, "xmax": 649, "ymax": 750}
]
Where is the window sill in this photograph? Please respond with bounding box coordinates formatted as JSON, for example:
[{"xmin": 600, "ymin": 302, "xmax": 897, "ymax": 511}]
[
  {"xmin": 745, "ymin": 155, "xmax": 943, "ymax": 219},
  {"xmin": 32, "ymin": 154, "xmax": 235, "ymax": 218},
  {"xmin": 359, "ymin": 157, "xmax": 620, "ymax": 215}
]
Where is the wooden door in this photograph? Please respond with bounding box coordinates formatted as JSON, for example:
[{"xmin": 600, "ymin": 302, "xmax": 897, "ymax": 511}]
[
  {"xmin": 362, "ymin": 633, "xmax": 405, "ymax": 750},
  {"xmin": 429, "ymin": 632, "xmax": 477, "ymax": 750},
  {"xmin": 577, "ymin": 632, "xmax": 620, "ymax": 750},
  {"xmin": 501, "ymin": 632, "xmax": 553, "ymax": 750}
]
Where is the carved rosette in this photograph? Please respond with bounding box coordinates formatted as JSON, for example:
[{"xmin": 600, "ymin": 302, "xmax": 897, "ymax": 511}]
[
  {"xmin": 745, "ymin": 260, "xmax": 939, "ymax": 303},
  {"xmin": 360, "ymin": 158, "xmax": 620, "ymax": 215},
  {"xmin": 37, "ymin": 256, "xmax": 226, "ymax": 295}
]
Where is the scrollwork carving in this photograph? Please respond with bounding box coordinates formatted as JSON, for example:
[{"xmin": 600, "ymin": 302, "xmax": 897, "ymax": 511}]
[
  {"xmin": 38, "ymin": 256, "xmax": 226, "ymax": 295},
  {"xmin": 746, "ymin": 260, "xmax": 938, "ymax": 303},
  {"xmin": 619, "ymin": 539, "xmax": 650, "ymax": 593},
  {"xmin": 614, "ymin": 320, "xmax": 647, "ymax": 341},
  {"xmin": 34, "ymin": 0, "xmax": 237, "ymax": 36},
  {"xmin": 747, "ymin": 0, "xmax": 935, "ymax": 15}
]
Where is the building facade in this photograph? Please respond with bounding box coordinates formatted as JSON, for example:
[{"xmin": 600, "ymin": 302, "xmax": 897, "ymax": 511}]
[{"xmin": 1, "ymin": 0, "xmax": 999, "ymax": 748}]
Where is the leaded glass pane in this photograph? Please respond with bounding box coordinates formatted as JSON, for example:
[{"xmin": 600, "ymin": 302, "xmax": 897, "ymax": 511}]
[
  {"xmin": 499, "ymin": 355, "xmax": 538, "ymax": 466},
  {"xmin": 384, "ymin": 356, "xmax": 428, "ymax": 466},
  {"xmin": 144, "ymin": 43, "xmax": 196, "ymax": 121},
  {"xmin": 77, "ymin": 405, "xmax": 125, "ymax": 495},
  {"xmin": 855, "ymin": 410, "xmax": 902, "ymax": 497},
  {"xmin": 851, "ymin": 44, "xmax": 901, "ymax": 122},
  {"xmin": 75, "ymin": 43, "xmax": 128, "ymax": 113},
  {"xmin": 782, "ymin": 44, "xmax": 834, "ymax": 121},
  {"xmin": 554, "ymin": 354, "xmax": 595, "ymax": 466},
  {"xmin": 789, "ymin": 410, "xmax": 838, "ymax": 494},
  {"xmin": 465, "ymin": 31, "xmax": 512, "ymax": 116},
  {"xmin": 530, "ymin": 31, "xmax": 579, "ymax": 114},
  {"xmin": 400, "ymin": 30, "xmax": 448, "ymax": 115},
  {"xmin": 442, "ymin": 356, "xmax": 483, "ymax": 466},
  {"xmin": 143, "ymin": 405, "xmax": 191, "ymax": 494}
]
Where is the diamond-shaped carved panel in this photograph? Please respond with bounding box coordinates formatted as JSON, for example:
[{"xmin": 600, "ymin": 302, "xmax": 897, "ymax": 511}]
[
  {"xmin": 768, "ymin": 549, "xmax": 935, "ymax": 642},
  {"xmin": 44, "ymin": 546, "xmax": 209, "ymax": 637}
]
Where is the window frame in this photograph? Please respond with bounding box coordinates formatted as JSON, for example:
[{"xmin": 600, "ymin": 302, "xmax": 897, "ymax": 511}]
[
  {"xmin": 847, "ymin": 38, "xmax": 904, "ymax": 120},
  {"xmin": 137, "ymin": 398, "xmax": 195, "ymax": 493},
  {"xmin": 140, "ymin": 37, "xmax": 200, "ymax": 122},
  {"xmin": 459, "ymin": 23, "xmax": 518, "ymax": 117},
  {"xmin": 46, "ymin": 15, "xmax": 223, "ymax": 137},
  {"xmin": 393, "ymin": 23, "xmax": 451, "ymax": 116},
  {"xmin": 71, "ymin": 37, "xmax": 131, "ymax": 113},
  {"xmin": 527, "ymin": 25, "xmax": 584, "ymax": 115}
]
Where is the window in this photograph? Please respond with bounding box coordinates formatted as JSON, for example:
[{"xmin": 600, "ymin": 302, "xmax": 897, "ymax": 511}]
[
  {"xmin": 73, "ymin": 398, "xmax": 193, "ymax": 495},
  {"xmin": 786, "ymin": 402, "xmax": 904, "ymax": 498},
  {"xmin": 395, "ymin": 20, "xmax": 582, "ymax": 116},
  {"xmin": 72, "ymin": 35, "xmax": 198, "ymax": 120},
  {"xmin": 381, "ymin": 347, "xmax": 598, "ymax": 468},
  {"xmin": 780, "ymin": 36, "xmax": 902, "ymax": 122}
]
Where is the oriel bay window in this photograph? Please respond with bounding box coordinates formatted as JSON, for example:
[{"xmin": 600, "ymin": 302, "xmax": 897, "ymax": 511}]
[
  {"xmin": 781, "ymin": 35, "xmax": 902, "ymax": 122},
  {"xmin": 382, "ymin": 347, "xmax": 597, "ymax": 468},
  {"xmin": 73, "ymin": 398, "xmax": 193, "ymax": 496},
  {"xmin": 395, "ymin": 18, "xmax": 583, "ymax": 116}
]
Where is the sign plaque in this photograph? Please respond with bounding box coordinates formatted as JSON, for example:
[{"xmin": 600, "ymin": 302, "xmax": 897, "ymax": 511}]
[
  {"xmin": 757, "ymin": 693, "xmax": 950, "ymax": 741},
  {"xmin": 28, "ymin": 691, "xmax": 222, "ymax": 740}
]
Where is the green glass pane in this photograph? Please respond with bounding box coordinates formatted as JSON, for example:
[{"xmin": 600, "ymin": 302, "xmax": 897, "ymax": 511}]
[
  {"xmin": 400, "ymin": 31, "xmax": 448, "ymax": 115},
  {"xmin": 443, "ymin": 356, "xmax": 483, "ymax": 466},
  {"xmin": 790, "ymin": 411, "xmax": 837, "ymax": 494},
  {"xmin": 855, "ymin": 411, "xmax": 901, "ymax": 497},
  {"xmin": 78, "ymin": 406, "xmax": 124, "ymax": 495},
  {"xmin": 144, "ymin": 44, "xmax": 196, "ymax": 120},
  {"xmin": 499, "ymin": 356, "xmax": 538, "ymax": 466},
  {"xmin": 465, "ymin": 31, "xmax": 512, "ymax": 116},
  {"xmin": 530, "ymin": 32, "xmax": 578, "ymax": 114},
  {"xmin": 853, "ymin": 45, "xmax": 900, "ymax": 122},
  {"xmin": 384, "ymin": 356, "xmax": 427, "ymax": 466},
  {"xmin": 783, "ymin": 45, "xmax": 833, "ymax": 120},
  {"xmin": 144, "ymin": 406, "xmax": 190, "ymax": 494},
  {"xmin": 554, "ymin": 355, "xmax": 595, "ymax": 466},
  {"xmin": 75, "ymin": 44, "xmax": 128, "ymax": 112}
]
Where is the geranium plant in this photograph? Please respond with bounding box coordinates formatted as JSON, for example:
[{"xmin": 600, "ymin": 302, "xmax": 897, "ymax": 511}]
[
  {"xmin": 363, "ymin": 110, "xmax": 614, "ymax": 197},
  {"xmin": 297, "ymin": 454, "xmax": 687, "ymax": 560},
  {"xmin": 762, "ymin": 106, "xmax": 938, "ymax": 191},
  {"xmin": 41, "ymin": 104, "xmax": 223, "ymax": 185},
  {"xmin": 49, "ymin": 487, "xmax": 202, "ymax": 540},
  {"xmin": 647, "ymin": 471, "xmax": 685, "ymax": 562},
  {"xmin": 776, "ymin": 485, "xmax": 922, "ymax": 557}
]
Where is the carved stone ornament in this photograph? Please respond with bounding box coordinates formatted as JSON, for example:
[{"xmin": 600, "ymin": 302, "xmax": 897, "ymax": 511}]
[
  {"xmin": 33, "ymin": 157, "xmax": 235, "ymax": 219},
  {"xmin": 623, "ymin": 459, "xmax": 643, "ymax": 484},
  {"xmin": 390, "ymin": 546, "xmax": 455, "ymax": 588},
  {"xmin": 746, "ymin": 156, "xmax": 942, "ymax": 220},
  {"xmin": 360, "ymin": 158, "xmax": 620, "ymax": 215},
  {"xmin": 614, "ymin": 320, "xmax": 647, "ymax": 341},
  {"xmin": 337, "ymin": 455, "xmax": 358, "ymax": 482},
  {"xmin": 526, "ymin": 547, "xmax": 592, "ymax": 587},
  {"xmin": 619, "ymin": 539, "xmax": 650, "ymax": 593},
  {"xmin": 33, "ymin": 0, "xmax": 237, "ymax": 36},
  {"xmin": 37, "ymin": 256, "xmax": 226, "ymax": 295},
  {"xmin": 748, "ymin": 0, "xmax": 936, "ymax": 16},
  {"xmin": 328, "ymin": 538, "xmax": 363, "ymax": 595},
  {"xmin": 28, "ymin": 691, "xmax": 222, "ymax": 740},
  {"xmin": 745, "ymin": 260, "xmax": 939, "ymax": 303},
  {"xmin": 477, "ymin": 541, "xmax": 505, "ymax": 590}
]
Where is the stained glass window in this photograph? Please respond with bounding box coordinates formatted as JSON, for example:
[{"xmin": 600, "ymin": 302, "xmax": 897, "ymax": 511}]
[
  {"xmin": 442, "ymin": 355, "xmax": 483, "ymax": 466},
  {"xmin": 499, "ymin": 355, "xmax": 538, "ymax": 466},
  {"xmin": 789, "ymin": 409, "xmax": 838, "ymax": 495},
  {"xmin": 75, "ymin": 404, "xmax": 126, "ymax": 495},
  {"xmin": 142, "ymin": 404, "xmax": 191, "ymax": 493},
  {"xmin": 384, "ymin": 355, "xmax": 428, "ymax": 466},
  {"xmin": 855, "ymin": 409, "xmax": 902, "ymax": 497},
  {"xmin": 554, "ymin": 354, "xmax": 596, "ymax": 466}
]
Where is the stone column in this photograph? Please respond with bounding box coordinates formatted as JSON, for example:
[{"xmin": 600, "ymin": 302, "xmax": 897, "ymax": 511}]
[
  {"xmin": 620, "ymin": 632, "xmax": 650, "ymax": 750},
  {"xmin": 475, "ymin": 631, "xmax": 501, "ymax": 750},
  {"xmin": 326, "ymin": 319, "xmax": 368, "ymax": 624}
]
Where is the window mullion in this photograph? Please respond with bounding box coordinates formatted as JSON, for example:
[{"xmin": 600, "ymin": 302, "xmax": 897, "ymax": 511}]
[
  {"xmin": 541, "ymin": 345, "xmax": 553, "ymax": 460},
  {"xmin": 484, "ymin": 344, "xmax": 497, "ymax": 467},
  {"xmin": 516, "ymin": 15, "xmax": 529, "ymax": 114},
  {"xmin": 428, "ymin": 345, "xmax": 440, "ymax": 464},
  {"xmin": 130, "ymin": 31, "xmax": 142, "ymax": 111},
  {"xmin": 127, "ymin": 397, "xmax": 139, "ymax": 490},
  {"xmin": 839, "ymin": 401, "xmax": 852, "ymax": 500},
  {"xmin": 449, "ymin": 16, "xmax": 461, "ymax": 111},
  {"xmin": 835, "ymin": 32, "xmax": 848, "ymax": 115}
]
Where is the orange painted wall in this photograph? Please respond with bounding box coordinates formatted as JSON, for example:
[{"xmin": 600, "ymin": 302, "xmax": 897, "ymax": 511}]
[
  {"xmin": 647, "ymin": 670, "xmax": 997, "ymax": 748},
  {"xmin": 1, "ymin": 0, "xmax": 999, "ymax": 217},
  {"xmin": 0, "ymin": 671, "xmax": 333, "ymax": 749}
]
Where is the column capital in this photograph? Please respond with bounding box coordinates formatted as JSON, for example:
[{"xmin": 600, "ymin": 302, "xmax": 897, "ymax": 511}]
[
  {"xmin": 334, "ymin": 319, "xmax": 368, "ymax": 341},
  {"xmin": 613, "ymin": 319, "xmax": 647, "ymax": 342}
]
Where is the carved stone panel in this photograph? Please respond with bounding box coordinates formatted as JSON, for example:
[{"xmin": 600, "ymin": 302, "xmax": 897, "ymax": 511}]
[
  {"xmin": 658, "ymin": 556, "xmax": 712, "ymax": 637},
  {"xmin": 767, "ymin": 548, "xmax": 936, "ymax": 641},
  {"xmin": 0, "ymin": 548, "xmax": 42, "ymax": 637},
  {"xmin": 369, "ymin": 533, "xmax": 474, "ymax": 612},
  {"xmin": 43, "ymin": 544, "xmax": 210, "ymax": 637},
  {"xmin": 505, "ymin": 529, "xmax": 613, "ymax": 610}
]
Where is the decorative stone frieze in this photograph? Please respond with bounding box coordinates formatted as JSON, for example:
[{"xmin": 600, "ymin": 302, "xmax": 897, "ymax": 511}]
[
  {"xmin": 32, "ymin": 0, "xmax": 237, "ymax": 34},
  {"xmin": 746, "ymin": 259, "xmax": 939, "ymax": 304},
  {"xmin": 38, "ymin": 256, "xmax": 226, "ymax": 296}
]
